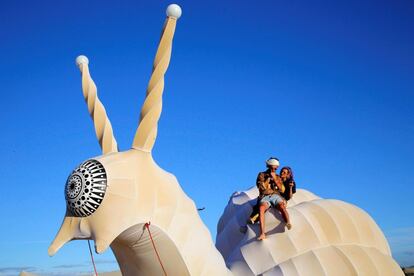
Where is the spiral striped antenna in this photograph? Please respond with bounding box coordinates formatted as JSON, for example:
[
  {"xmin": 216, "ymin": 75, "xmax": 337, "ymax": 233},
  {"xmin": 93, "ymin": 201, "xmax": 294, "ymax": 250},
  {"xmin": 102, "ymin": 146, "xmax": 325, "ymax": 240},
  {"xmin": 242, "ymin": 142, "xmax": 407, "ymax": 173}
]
[
  {"xmin": 132, "ymin": 4, "xmax": 182, "ymax": 152},
  {"xmin": 76, "ymin": 55, "xmax": 118, "ymax": 154}
]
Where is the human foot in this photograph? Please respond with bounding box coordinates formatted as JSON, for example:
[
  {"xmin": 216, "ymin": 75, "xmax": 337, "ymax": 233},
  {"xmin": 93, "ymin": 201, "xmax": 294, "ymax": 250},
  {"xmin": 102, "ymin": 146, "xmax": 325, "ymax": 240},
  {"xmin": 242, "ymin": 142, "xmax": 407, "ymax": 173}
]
[
  {"xmin": 286, "ymin": 223, "xmax": 292, "ymax": 230},
  {"xmin": 258, "ymin": 234, "xmax": 266, "ymax": 240}
]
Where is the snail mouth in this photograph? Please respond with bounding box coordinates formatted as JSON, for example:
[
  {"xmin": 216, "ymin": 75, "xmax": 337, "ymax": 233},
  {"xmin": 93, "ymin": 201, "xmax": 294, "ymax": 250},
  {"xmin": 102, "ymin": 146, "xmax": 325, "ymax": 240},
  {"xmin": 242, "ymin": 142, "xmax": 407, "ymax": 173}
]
[
  {"xmin": 48, "ymin": 216, "xmax": 79, "ymax": 256},
  {"xmin": 48, "ymin": 215, "xmax": 95, "ymax": 256}
]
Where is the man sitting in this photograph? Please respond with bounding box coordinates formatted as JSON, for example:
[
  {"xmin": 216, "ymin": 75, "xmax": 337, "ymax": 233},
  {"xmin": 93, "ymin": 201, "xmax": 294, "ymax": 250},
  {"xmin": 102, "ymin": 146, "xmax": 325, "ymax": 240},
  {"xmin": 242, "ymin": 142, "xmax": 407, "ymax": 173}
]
[{"xmin": 256, "ymin": 157, "xmax": 292, "ymax": 240}]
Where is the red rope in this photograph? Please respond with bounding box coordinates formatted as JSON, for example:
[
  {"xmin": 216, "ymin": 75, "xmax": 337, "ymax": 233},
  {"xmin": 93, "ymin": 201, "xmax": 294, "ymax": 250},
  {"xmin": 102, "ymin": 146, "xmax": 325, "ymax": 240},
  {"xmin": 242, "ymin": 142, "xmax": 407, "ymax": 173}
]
[
  {"xmin": 145, "ymin": 222, "xmax": 167, "ymax": 276},
  {"xmin": 87, "ymin": 240, "xmax": 99, "ymax": 276}
]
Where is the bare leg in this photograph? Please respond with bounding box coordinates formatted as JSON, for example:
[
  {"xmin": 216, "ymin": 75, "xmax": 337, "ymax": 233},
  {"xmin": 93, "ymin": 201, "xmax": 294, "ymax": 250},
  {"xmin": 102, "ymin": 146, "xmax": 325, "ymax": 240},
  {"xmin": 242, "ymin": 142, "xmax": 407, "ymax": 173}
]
[
  {"xmin": 248, "ymin": 199, "xmax": 260, "ymax": 224},
  {"xmin": 258, "ymin": 203, "xmax": 269, "ymax": 240},
  {"xmin": 277, "ymin": 202, "xmax": 292, "ymax": 230}
]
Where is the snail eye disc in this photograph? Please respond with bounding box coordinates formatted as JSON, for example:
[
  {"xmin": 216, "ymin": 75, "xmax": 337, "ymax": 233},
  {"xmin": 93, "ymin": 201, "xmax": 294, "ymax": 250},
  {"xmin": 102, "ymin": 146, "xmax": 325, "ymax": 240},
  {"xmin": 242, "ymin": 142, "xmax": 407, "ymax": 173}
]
[{"xmin": 64, "ymin": 159, "xmax": 107, "ymax": 217}]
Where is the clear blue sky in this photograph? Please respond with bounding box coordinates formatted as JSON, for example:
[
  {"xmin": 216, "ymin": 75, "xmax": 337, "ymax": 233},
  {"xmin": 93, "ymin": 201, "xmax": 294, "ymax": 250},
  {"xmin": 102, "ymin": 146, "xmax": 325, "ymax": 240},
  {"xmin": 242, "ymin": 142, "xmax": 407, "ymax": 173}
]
[{"xmin": 0, "ymin": 0, "xmax": 413, "ymax": 275}]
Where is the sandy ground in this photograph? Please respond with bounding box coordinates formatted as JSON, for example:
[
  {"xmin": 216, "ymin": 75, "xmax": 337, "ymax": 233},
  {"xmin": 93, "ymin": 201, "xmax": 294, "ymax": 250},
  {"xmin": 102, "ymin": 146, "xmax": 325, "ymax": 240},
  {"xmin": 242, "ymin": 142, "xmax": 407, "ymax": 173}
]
[
  {"xmin": 95, "ymin": 272, "xmax": 121, "ymax": 276},
  {"xmin": 403, "ymin": 267, "xmax": 414, "ymax": 276}
]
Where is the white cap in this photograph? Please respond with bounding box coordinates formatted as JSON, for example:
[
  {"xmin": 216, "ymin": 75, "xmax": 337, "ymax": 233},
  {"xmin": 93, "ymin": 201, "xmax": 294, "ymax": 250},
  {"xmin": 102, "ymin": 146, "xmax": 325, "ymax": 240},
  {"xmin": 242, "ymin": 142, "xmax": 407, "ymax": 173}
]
[
  {"xmin": 266, "ymin": 158, "xmax": 280, "ymax": 167},
  {"xmin": 166, "ymin": 4, "xmax": 182, "ymax": 19},
  {"xmin": 76, "ymin": 55, "xmax": 89, "ymax": 68}
]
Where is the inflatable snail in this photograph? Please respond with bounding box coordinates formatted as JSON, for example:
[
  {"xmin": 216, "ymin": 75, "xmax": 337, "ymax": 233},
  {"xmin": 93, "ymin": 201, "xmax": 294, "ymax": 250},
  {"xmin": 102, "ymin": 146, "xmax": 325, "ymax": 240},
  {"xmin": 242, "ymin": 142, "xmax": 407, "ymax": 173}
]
[
  {"xmin": 48, "ymin": 4, "xmax": 403, "ymax": 276},
  {"xmin": 48, "ymin": 4, "xmax": 229, "ymax": 276}
]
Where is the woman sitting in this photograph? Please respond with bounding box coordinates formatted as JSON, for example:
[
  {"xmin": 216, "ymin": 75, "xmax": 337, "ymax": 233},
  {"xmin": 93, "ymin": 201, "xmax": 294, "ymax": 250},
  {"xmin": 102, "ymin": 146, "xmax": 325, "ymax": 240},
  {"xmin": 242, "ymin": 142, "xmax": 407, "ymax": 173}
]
[{"xmin": 280, "ymin": 166, "xmax": 296, "ymax": 201}]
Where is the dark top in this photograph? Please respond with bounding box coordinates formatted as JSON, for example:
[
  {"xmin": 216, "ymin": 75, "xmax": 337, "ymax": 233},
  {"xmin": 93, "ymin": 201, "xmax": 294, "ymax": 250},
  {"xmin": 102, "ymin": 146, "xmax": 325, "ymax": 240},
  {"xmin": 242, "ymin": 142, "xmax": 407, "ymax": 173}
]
[{"xmin": 280, "ymin": 179, "xmax": 296, "ymax": 200}]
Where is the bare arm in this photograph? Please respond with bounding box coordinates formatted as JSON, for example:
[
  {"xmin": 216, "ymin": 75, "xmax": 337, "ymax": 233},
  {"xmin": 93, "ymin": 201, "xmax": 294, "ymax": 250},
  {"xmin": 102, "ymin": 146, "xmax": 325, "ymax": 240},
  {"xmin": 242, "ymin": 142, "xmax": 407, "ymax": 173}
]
[{"xmin": 288, "ymin": 182, "xmax": 293, "ymax": 199}]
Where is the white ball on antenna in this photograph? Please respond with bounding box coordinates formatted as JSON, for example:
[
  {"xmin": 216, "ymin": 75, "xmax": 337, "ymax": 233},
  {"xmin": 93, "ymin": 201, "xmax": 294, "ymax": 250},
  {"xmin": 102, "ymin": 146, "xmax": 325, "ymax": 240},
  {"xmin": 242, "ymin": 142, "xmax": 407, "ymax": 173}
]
[
  {"xmin": 76, "ymin": 55, "xmax": 89, "ymax": 67},
  {"xmin": 166, "ymin": 4, "xmax": 182, "ymax": 19}
]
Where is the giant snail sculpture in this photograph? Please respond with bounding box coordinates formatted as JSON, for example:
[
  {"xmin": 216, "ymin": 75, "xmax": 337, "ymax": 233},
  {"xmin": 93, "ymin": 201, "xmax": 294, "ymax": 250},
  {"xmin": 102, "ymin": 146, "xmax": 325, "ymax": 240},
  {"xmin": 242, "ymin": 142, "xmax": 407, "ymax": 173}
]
[
  {"xmin": 48, "ymin": 4, "xmax": 229, "ymax": 276},
  {"xmin": 48, "ymin": 4, "xmax": 403, "ymax": 276}
]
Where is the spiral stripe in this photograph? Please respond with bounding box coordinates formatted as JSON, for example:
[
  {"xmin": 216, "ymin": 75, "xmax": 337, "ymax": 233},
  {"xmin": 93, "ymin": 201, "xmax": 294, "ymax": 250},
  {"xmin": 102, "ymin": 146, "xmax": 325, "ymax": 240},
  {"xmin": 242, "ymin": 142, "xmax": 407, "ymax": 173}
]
[
  {"xmin": 132, "ymin": 17, "xmax": 177, "ymax": 151},
  {"xmin": 79, "ymin": 63, "xmax": 118, "ymax": 154}
]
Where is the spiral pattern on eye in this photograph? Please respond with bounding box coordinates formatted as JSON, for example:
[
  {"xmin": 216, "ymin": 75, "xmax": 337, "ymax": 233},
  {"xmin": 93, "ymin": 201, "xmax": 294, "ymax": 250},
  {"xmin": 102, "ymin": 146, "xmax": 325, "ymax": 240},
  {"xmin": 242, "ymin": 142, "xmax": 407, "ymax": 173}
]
[{"xmin": 65, "ymin": 159, "xmax": 107, "ymax": 217}]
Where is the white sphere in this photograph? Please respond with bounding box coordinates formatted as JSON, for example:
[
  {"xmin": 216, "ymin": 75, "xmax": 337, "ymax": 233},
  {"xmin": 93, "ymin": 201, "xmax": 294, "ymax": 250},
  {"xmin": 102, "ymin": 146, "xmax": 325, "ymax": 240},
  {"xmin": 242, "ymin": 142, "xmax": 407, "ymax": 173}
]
[
  {"xmin": 76, "ymin": 55, "xmax": 89, "ymax": 67},
  {"xmin": 166, "ymin": 4, "xmax": 182, "ymax": 19}
]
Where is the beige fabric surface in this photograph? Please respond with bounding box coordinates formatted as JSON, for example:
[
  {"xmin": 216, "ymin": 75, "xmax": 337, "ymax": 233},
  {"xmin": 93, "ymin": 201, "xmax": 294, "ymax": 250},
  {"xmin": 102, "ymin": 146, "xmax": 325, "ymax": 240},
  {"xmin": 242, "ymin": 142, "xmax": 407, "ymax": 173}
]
[{"xmin": 216, "ymin": 187, "xmax": 404, "ymax": 276}]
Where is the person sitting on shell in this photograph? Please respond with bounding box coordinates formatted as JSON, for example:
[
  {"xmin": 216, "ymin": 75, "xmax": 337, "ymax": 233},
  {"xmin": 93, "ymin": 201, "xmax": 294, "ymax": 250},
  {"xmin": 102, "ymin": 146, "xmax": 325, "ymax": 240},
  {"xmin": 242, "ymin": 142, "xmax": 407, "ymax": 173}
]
[
  {"xmin": 248, "ymin": 163, "xmax": 297, "ymax": 225},
  {"xmin": 280, "ymin": 166, "xmax": 296, "ymax": 201},
  {"xmin": 256, "ymin": 157, "xmax": 292, "ymax": 240}
]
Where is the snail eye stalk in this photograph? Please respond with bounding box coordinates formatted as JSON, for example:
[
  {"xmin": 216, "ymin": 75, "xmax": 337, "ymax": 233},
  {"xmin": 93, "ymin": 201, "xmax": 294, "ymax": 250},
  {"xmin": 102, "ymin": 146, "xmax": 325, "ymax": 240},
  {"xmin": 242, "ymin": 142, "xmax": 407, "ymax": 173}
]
[{"xmin": 65, "ymin": 159, "xmax": 108, "ymax": 217}]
